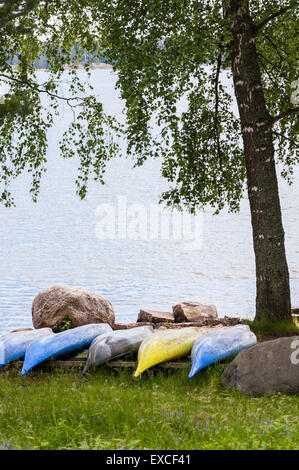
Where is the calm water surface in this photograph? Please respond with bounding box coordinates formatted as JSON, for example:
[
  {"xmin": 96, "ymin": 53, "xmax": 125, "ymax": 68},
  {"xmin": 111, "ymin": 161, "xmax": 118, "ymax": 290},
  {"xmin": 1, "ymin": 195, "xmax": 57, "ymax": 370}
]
[{"xmin": 0, "ymin": 70, "xmax": 298, "ymax": 334}]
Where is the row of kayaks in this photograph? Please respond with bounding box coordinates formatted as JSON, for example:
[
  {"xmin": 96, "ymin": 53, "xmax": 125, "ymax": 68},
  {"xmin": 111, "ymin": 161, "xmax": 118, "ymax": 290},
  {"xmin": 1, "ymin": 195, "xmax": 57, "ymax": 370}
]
[{"xmin": 0, "ymin": 324, "xmax": 257, "ymax": 377}]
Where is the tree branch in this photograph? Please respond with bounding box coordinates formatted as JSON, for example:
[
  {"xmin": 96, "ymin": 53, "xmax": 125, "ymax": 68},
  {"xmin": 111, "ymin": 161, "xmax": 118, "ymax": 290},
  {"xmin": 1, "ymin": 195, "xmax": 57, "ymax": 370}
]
[
  {"xmin": 254, "ymin": 5, "xmax": 292, "ymax": 33},
  {"xmin": 271, "ymin": 107, "xmax": 299, "ymax": 126},
  {"xmin": 273, "ymin": 130, "xmax": 299, "ymax": 148},
  {"xmin": 0, "ymin": 1, "xmax": 55, "ymax": 27},
  {"xmin": 256, "ymin": 53, "xmax": 282, "ymax": 92},
  {"xmin": 0, "ymin": 72, "xmax": 83, "ymax": 108},
  {"xmin": 265, "ymin": 34, "xmax": 292, "ymax": 67}
]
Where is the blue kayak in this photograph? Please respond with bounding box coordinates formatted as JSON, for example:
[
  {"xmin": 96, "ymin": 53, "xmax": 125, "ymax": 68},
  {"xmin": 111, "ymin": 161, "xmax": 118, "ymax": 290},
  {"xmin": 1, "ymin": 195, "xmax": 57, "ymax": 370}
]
[
  {"xmin": 188, "ymin": 325, "xmax": 256, "ymax": 378},
  {"xmin": 0, "ymin": 328, "xmax": 54, "ymax": 368},
  {"xmin": 21, "ymin": 323, "xmax": 112, "ymax": 375}
]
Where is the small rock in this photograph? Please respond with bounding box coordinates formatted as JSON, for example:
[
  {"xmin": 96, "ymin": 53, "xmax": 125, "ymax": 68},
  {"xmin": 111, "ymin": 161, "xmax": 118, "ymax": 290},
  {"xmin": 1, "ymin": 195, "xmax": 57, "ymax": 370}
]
[
  {"xmin": 155, "ymin": 326, "xmax": 168, "ymax": 332},
  {"xmin": 173, "ymin": 301, "xmax": 218, "ymax": 322},
  {"xmin": 137, "ymin": 309, "xmax": 174, "ymax": 324},
  {"xmin": 221, "ymin": 336, "xmax": 299, "ymax": 395},
  {"xmin": 222, "ymin": 316, "xmax": 241, "ymax": 326},
  {"xmin": 32, "ymin": 285, "xmax": 115, "ymax": 330}
]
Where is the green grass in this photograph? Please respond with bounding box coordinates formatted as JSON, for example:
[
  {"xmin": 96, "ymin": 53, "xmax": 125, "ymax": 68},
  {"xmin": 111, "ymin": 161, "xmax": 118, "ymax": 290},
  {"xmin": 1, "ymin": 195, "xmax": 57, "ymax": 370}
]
[
  {"xmin": 244, "ymin": 319, "xmax": 299, "ymax": 342},
  {"xmin": 0, "ymin": 364, "xmax": 298, "ymax": 450}
]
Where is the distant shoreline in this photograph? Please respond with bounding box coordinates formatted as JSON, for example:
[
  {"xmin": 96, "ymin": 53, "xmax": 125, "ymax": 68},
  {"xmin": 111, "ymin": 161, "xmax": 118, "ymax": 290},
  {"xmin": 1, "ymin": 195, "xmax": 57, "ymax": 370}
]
[{"xmin": 11, "ymin": 63, "xmax": 113, "ymax": 72}]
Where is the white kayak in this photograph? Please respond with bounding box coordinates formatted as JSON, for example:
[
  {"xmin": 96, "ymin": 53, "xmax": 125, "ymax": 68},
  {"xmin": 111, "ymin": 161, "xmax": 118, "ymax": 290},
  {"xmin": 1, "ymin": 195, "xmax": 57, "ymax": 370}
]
[
  {"xmin": 0, "ymin": 328, "xmax": 54, "ymax": 368},
  {"xmin": 83, "ymin": 326, "xmax": 154, "ymax": 374}
]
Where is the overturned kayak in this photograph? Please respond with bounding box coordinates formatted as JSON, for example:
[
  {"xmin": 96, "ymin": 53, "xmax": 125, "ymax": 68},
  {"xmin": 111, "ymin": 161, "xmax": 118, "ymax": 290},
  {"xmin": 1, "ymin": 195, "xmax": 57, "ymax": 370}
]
[
  {"xmin": 0, "ymin": 328, "xmax": 54, "ymax": 368},
  {"xmin": 21, "ymin": 323, "xmax": 112, "ymax": 375},
  {"xmin": 133, "ymin": 327, "xmax": 203, "ymax": 378},
  {"xmin": 83, "ymin": 326, "xmax": 154, "ymax": 374},
  {"xmin": 188, "ymin": 325, "xmax": 257, "ymax": 378}
]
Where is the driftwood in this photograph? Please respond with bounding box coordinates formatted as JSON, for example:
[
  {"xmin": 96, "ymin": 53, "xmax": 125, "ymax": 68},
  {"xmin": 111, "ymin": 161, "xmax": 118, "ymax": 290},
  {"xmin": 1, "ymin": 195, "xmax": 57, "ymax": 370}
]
[
  {"xmin": 154, "ymin": 316, "xmax": 241, "ymax": 328},
  {"xmin": 114, "ymin": 316, "xmax": 241, "ymax": 331},
  {"xmin": 113, "ymin": 322, "xmax": 154, "ymax": 330}
]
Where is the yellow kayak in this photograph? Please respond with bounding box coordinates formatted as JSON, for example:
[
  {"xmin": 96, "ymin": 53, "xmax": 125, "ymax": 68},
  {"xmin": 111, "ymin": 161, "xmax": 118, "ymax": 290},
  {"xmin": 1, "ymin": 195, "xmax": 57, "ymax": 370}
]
[{"xmin": 133, "ymin": 327, "xmax": 203, "ymax": 378}]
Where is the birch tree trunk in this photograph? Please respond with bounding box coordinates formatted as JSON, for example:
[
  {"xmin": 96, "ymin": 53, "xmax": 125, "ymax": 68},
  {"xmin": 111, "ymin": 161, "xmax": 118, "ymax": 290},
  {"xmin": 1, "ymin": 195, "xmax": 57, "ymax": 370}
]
[{"xmin": 227, "ymin": 0, "xmax": 292, "ymax": 321}]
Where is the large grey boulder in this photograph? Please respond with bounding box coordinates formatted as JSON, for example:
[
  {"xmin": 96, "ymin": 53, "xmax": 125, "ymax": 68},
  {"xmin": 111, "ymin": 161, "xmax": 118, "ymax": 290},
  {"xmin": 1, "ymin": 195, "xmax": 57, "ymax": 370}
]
[
  {"xmin": 32, "ymin": 285, "xmax": 115, "ymax": 330},
  {"xmin": 221, "ymin": 336, "xmax": 299, "ymax": 395}
]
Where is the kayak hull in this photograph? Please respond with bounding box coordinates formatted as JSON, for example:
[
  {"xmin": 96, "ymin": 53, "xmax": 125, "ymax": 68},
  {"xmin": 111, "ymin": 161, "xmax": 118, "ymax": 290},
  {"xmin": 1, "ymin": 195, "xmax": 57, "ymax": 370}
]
[
  {"xmin": 134, "ymin": 327, "xmax": 203, "ymax": 378},
  {"xmin": 188, "ymin": 325, "xmax": 257, "ymax": 378},
  {"xmin": 0, "ymin": 328, "xmax": 54, "ymax": 367},
  {"xmin": 83, "ymin": 326, "xmax": 154, "ymax": 374},
  {"xmin": 21, "ymin": 323, "xmax": 112, "ymax": 375}
]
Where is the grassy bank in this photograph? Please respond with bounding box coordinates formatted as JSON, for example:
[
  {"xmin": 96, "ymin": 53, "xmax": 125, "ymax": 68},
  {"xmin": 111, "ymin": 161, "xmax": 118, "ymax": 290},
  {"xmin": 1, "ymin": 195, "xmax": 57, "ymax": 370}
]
[
  {"xmin": 245, "ymin": 320, "xmax": 299, "ymax": 342},
  {"xmin": 0, "ymin": 364, "xmax": 298, "ymax": 450}
]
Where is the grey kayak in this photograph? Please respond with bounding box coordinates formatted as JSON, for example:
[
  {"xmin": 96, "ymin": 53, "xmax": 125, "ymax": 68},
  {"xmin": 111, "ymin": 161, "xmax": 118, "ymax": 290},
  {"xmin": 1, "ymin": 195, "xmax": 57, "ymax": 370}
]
[{"xmin": 83, "ymin": 326, "xmax": 154, "ymax": 374}]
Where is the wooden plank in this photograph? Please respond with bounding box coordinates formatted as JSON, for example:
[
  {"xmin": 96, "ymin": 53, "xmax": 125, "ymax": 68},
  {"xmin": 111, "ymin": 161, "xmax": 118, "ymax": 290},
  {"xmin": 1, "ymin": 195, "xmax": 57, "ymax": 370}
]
[
  {"xmin": 105, "ymin": 361, "xmax": 187, "ymax": 369},
  {"xmin": 160, "ymin": 362, "xmax": 187, "ymax": 369},
  {"xmin": 10, "ymin": 359, "xmax": 86, "ymax": 369},
  {"xmin": 106, "ymin": 361, "xmax": 136, "ymax": 368},
  {"xmin": 8, "ymin": 358, "xmax": 188, "ymax": 370},
  {"xmin": 49, "ymin": 360, "xmax": 85, "ymax": 368}
]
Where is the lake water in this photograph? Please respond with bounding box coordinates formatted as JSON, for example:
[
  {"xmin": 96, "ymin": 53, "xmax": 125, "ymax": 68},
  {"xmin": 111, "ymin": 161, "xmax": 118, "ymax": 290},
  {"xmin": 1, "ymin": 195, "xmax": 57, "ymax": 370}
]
[{"xmin": 0, "ymin": 69, "xmax": 298, "ymax": 334}]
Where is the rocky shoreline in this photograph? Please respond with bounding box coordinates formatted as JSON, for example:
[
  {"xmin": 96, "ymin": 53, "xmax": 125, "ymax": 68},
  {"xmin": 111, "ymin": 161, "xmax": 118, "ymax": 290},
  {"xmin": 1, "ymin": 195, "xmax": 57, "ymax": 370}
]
[
  {"xmin": 29, "ymin": 285, "xmax": 244, "ymax": 333},
  {"xmin": 8, "ymin": 284, "xmax": 299, "ymax": 334}
]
